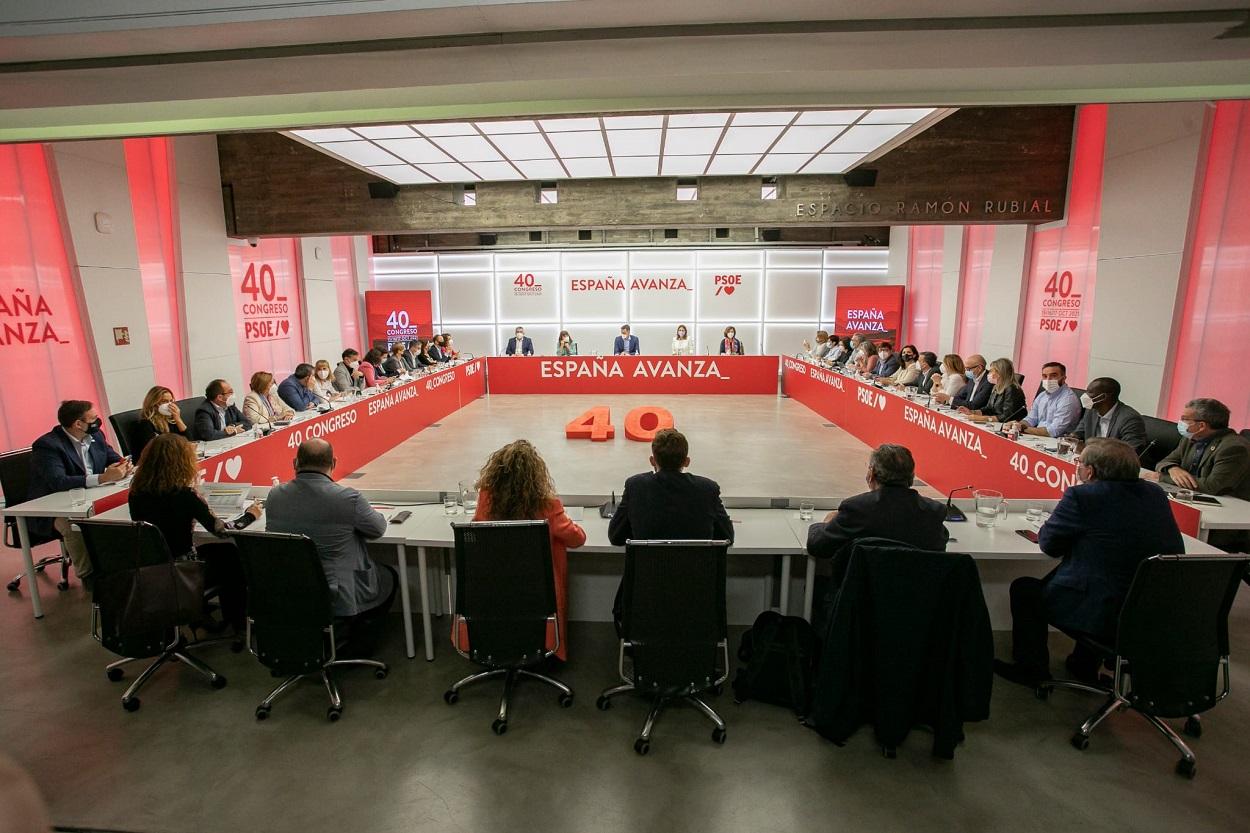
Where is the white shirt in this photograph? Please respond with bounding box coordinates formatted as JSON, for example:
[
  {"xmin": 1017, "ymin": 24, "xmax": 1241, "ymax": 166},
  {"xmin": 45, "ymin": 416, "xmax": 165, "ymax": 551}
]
[
  {"xmin": 941, "ymin": 373, "xmax": 965, "ymax": 397},
  {"xmin": 672, "ymin": 337, "xmax": 690, "ymax": 355},
  {"xmin": 1097, "ymin": 403, "xmax": 1119, "ymax": 438},
  {"xmin": 60, "ymin": 427, "xmax": 100, "ymax": 487}
]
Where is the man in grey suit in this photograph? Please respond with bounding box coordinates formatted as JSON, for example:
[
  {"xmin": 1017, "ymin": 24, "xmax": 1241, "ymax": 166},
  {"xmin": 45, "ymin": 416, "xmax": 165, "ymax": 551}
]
[
  {"xmin": 266, "ymin": 438, "xmax": 396, "ymax": 657},
  {"xmin": 1072, "ymin": 377, "xmax": 1148, "ymax": 451}
]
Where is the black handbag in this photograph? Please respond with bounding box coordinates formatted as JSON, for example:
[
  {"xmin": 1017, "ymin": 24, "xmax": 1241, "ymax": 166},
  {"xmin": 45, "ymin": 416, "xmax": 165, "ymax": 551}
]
[{"xmin": 97, "ymin": 542, "xmax": 206, "ymax": 638}]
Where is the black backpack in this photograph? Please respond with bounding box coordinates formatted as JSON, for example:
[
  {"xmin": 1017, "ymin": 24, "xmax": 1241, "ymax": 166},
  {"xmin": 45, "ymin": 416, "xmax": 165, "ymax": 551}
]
[{"xmin": 732, "ymin": 611, "xmax": 820, "ymax": 718}]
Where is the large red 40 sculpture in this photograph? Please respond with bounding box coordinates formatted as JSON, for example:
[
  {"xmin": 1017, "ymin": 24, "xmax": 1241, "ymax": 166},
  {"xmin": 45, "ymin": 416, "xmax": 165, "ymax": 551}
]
[{"xmin": 565, "ymin": 406, "xmax": 674, "ymax": 442}]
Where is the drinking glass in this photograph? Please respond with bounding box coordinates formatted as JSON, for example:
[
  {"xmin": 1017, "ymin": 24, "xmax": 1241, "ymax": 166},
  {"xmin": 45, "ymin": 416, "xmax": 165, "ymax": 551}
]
[
  {"xmin": 974, "ymin": 489, "xmax": 1007, "ymax": 529},
  {"xmin": 459, "ymin": 481, "xmax": 478, "ymax": 515},
  {"xmin": 799, "ymin": 501, "xmax": 815, "ymax": 521},
  {"xmin": 1025, "ymin": 502, "xmax": 1044, "ymax": 527},
  {"xmin": 443, "ymin": 495, "xmax": 459, "ymax": 515},
  {"xmin": 1176, "ymin": 488, "xmax": 1195, "ymax": 503},
  {"xmin": 69, "ymin": 487, "xmax": 87, "ymax": 508}
]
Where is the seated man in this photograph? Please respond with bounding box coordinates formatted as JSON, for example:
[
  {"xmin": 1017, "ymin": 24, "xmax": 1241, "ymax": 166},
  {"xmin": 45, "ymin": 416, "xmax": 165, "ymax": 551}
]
[
  {"xmin": 607, "ymin": 428, "xmax": 734, "ymax": 629},
  {"xmin": 265, "ymin": 439, "xmax": 396, "ymax": 657},
  {"xmin": 807, "ymin": 443, "xmax": 948, "ymax": 588},
  {"xmin": 1007, "ymin": 361, "xmax": 1081, "ymax": 438},
  {"xmin": 332, "ymin": 349, "xmax": 365, "ymax": 392},
  {"xmin": 1153, "ymin": 397, "xmax": 1250, "ymax": 552},
  {"xmin": 940, "ymin": 354, "xmax": 990, "ymax": 410},
  {"xmin": 278, "ymin": 363, "xmax": 321, "ymax": 412},
  {"xmin": 29, "ymin": 400, "xmax": 133, "ymax": 587},
  {"xmin": 402, "ymin": 340, "xmax": 421, "ymax": 372},
  {"xmin": 996, "ymin": 438, "xmax": 1184, "ymax": 687},
  {"xmin": 504, "ymin": 326, "xmax": 534, "ymax": 357},
  {"xmin": 193, "ymin": 379, "xmax": 252, "ymax": 440},
  {"xmin": 871, "ymin": 341, "xmax": 901, "ymax": 378},
  {"xmin": 1072, "ymin": 377, "xmax": 1147, "ymax": 451},
  {"xmin": 613, "ymin": 324, "xmax": 640, "ymax": 356}
]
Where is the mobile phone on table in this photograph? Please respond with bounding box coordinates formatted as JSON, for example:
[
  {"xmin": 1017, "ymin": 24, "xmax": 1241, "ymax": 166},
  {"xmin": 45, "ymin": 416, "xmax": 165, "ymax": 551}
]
[{"xmin": 1016, "ymin": 529, "xmax": 1039, "ymax": 544}]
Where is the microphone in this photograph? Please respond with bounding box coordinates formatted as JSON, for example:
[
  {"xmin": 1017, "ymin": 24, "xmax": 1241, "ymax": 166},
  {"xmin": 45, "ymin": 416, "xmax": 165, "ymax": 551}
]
[
  {"xmin": 599, "ymin": 490, "xmax": 617, "ymax": 519},
  {"xmin": 945, "ymin": 485, "xmax": 975, "ymax": 522},
  {"xmin": 1137, "ymin": 439, "xmax": 1157, "ymax": 462},
  {"xmin": 999, "ymin": 404, "xmax": 1028, "ymax": 426}
]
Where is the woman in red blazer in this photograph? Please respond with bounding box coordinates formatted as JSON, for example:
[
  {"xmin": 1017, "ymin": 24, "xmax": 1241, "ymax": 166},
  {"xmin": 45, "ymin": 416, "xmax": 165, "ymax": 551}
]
[{"xmin": 455, "ymin": 440, "xmax": 586, "ymax": 660}]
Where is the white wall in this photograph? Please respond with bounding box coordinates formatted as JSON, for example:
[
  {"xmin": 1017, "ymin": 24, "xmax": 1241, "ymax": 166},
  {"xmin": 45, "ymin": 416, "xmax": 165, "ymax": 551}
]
[
  {"xmin": 173, "ymin": 134, "xmax": 243, "ymax": 399},
  {"xmin": 50, "ymin": 140, "xmax": 155, "ymax": 414},
  {"xmin": 937, "ymin": 225, "xmax": 964, "ymax": 357},
  {"xmin": 1088, "ymin": 101, "xmax": 1207, "ymax": 417},
  {"xmin": 298, "ymin": 236, "xmax": 341, "ymax": 365},
  {"xmin": 979, "ymin": 224, "xmax": 1031, "ymax": 364}
]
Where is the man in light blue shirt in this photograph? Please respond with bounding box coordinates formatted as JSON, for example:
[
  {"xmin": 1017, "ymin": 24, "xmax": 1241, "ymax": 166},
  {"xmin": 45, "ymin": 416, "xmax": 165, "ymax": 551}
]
[{"xmin": 1009, "ymin": 361, "xmax": 1081, "ymax": 438}]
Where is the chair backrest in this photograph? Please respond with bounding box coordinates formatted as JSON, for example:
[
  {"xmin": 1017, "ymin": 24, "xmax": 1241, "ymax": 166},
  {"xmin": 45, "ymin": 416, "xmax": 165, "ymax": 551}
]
[
  {"xmin": 1239, "ymin": 428, "xmax": 1250, "ymax": 442},
  {"xmin": 452, "ymin": 520, "xmax": 556, "ymax": 665},
  {"xmin": 620, "ymin": 539, "xmax": 729, "ymax": 691},
  {"xmin": 232, "ymin": 530, "xmax": 336, "ymax": 672},
  {"xmin": 1116, "ymin": 554, "xmax": 1249, "ymax": 717},
  {"xmin": 176, "ymin": 396, "xmax": 205, "ymax": 423},
  {"xmin": 1141, "ymin": 414, "xmax": 1182, "ymax": 470},
  {"xmin": 0, "ymin": 448, "xmax": 33, "ymax": 548},
  {"xmin": 108, "ymin": 409, "xmax": 145, "ymax": 458}
]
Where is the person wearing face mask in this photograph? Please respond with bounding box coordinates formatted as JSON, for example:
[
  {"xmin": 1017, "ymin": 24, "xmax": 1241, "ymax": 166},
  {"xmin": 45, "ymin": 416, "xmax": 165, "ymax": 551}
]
[
  {"xmin": 806, "ymin": 444, "xmax": 948, "ymax": 592},
  {"xmin": 556, "ymin": 330, "xmax": 575, "ymax": 356},
  {"xmin": 961, "ymin": 358, "xmax": 1027, "ymax": 424},
  {"xmin": 940, "ymin": 354, "xmax": 990, "ymax": 411},
  {"xmin": 871, "ymin": 341, "xmax": 900, "ymax": 378},
  {"xmin": 332, "ymin": 348, "xmax": 365, "ymax": 392},
  {"xmin": 995, "ymin": 438, "xmax": 1183, "ymax": 688},
  {"xmin": 719, "ymin": 325, "xmax": 744, "ymax": 355},
  {"xmin": 505, "ymin": 327, "xmax": 534, "ymax": 357},
  {"xmin": 613, "ymin": 324, "xmax": 640, "ymax": 356},
  {"xmin": 910, "ymin": 352, "xmax": 942, "ymax": 394},
  {"xmin": 853, "ymin": 338, "xmax": 880, "ymax": 375},
  {"xmin": 801, "ymin": 330, "xmax": 834, "ymax": 361},
  {"xmin": 1071, "ymin": 377, "xmax": 1147, "ymax": 451},
  {"xmin": 279, "ymin": 363, "xmax": 325, "ymax": 411},
  {"xmin": 402, "ymin": 340, "xmax": 421, "ymax": 372},
  {"xmin": 1006, "ymin": 361, "xmax": 1081, "ymax": 438},
  {"xmin": 194, "ymin": 379, "xmax": 252, "ymax": 440},
  {"xmin": 931, "ymin": 353, "xmax": 969, "ymax": 401},
  {"xmin": 243, "ymin": 371, "xmax": 297, "ymax": 427},
  {"xmin": 311, "ymin": 359, "xmax": 342, "ymax": 401},
  {"xmin": 29, "ymin": 400, "xmax": 133, "ymax": 588},
  {"xmin": 885, "ymin": 344, "xmax": 921, "ymax": 386},
  {"xmin": 672, "ymin": 325, "xmax": 691, "ymax": 356},
  {"xmin": 133, "ymin": 384, "xmax": 191, "ymax": 460}
]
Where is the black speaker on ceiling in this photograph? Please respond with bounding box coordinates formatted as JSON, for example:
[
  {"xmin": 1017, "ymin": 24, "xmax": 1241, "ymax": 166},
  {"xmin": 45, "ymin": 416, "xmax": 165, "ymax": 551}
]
[
  {"xmin": 367, "ymin": 181, "xmax": 400, "ymax": 199},
  {"xmin": 529, "ymin": 230, "xmax": 544, "ymax": 242},
  {"xmin": 760, "ymin": 228, "xmax": 782, "ymax": 242},
  {"xmin": 578, "ymin": 229, "xmax": 593, "ymax": 241},
  {"xmin": 478, "ymin": 233, "xmax": 497, "ymax": 246},
  {"xmin": 844, "ymin": 169, "xmax": 878, "ymax": 188}
]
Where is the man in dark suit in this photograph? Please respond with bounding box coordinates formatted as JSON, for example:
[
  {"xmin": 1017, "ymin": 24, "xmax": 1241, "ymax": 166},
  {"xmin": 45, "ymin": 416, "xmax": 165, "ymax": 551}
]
[
  {"xmin": 504, "ymin": 326, "xmax": 534, "ymax": 356},
  {"xmin": 871, "ymin": 341, "xmax": 901, "ymax": 378},
  {"xmin": 807, "ymin": 444, "xmax": 948, "ymax": 587},
  {"xmin": 996, "ymin": 438, "xmax": 1184, "ymax": 687},
  {"xmin": 402, "ymin": 340, "xmax": 421, "ymax": 372},
  {"xmin": 29, "ymin": 400, "xmax": 133, "ymax": 585},
  {"xmin": 193, "ymin": 379, "xmax": 252, "ymax": 440},
  {"xmin": 948, "ymin": 354, "xmax": 991, "ymax": 411},
  {"xmin": 278, "ymin": 363, "xmax": 320, "ymax": 412},
  {"xmin": 1153, "ymin": 397, "xmax": 1250, "ymax": 552},
  {"xmin": 613, "ymin": 324, "xmax": 641, "ymax": 356},
  {"xmin": 608, "ymin": 428, "xmax": 734, "ymax": 629},
  {"xmin": 1072, "ymin": 377, "xmax": 1147, "ymax": 451}
]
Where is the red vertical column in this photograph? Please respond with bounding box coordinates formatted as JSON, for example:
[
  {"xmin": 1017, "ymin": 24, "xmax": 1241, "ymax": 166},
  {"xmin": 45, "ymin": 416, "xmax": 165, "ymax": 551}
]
[
  {"xmin": 229, "ymin": 238, "xmax": 307, "ymax": 380},
  {"xmin": 954, "ymin": 225, "xmax": 996, "ymax": 357},
  {"xmin": 331, "ymin": 236, "xmax": 362, "ymax": 350},
  {"xmin": 904, "ymin": 225, "xmax": 944, "ymax": 351}
]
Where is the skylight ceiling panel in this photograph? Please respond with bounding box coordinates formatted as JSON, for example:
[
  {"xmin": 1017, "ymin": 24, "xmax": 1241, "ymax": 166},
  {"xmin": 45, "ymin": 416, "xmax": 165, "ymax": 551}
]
[
  {"xmin": 770, "ymin": 125, "xmax": 848, "ymax": 154},
  {"xmin": 606, "ymin": 129, "xmax": 662, "ymax": 157},
  {"xmin": 354, "ymin": 124, "xmax": 417, "ymax": 139},
  {"xmin": 412, "ymin": 122, "xmax": 478, "ymax": 137},
  {"xmin": 716, "ymin": 125, "xmax": 784, "ymax": 155},
  {"xmin": 794, "ymin": 110, "xmax": 865, "ymax": 125},
  {"xmin": 539, "ymin": 117, "xmax": 603, "ymax": 132},
  {"xmin": 366, "ymin": 165, "xmax": 436, "ymax": 184},
  {"xmin": 602, "ymin": 115, "xmax": 664, "ymax": 129},
  {"xmin": 479, "ymin": 119, "xmax": 540, "ymax": 134},
  {"xmin": 731, "ymin": 111, "xmax": 796, "ymax": 126},
  {"xmin": 822, "ymin": 123, "xmax": 912, "ymax": 154},
  {"xmin": 420, "ymin": 162, "xmax": 482, "ymax": 182},
  {"xmin": 860, "ymin": 108, "xmax": 936, "ymax": 124},
  {"xmin": 563, "ymin": 158, "xmax": 613, "ymax": 178},
  {"xmin": 491, "ymin": 133, "xmax": 556, "ymax": 160},
  {"xmin": 547, "ymin": 130, "xmax": 607, "ymax": 158},
  {"xmin": 661, "ymin": 155, "xmax": 710, "ymax": 176},
  {"xmin": 319, "ymin": 141, "xmax": 403, "ymax": 167},
  {"xmin": 376, "ymin": 138, "xmax": 453, "ymax": 164},
  {"xmin": 802, "ymin": 153, "xmax": 864, "ymax": 174},
  {"xmin": 755, "ymin": 153, "xmax": 813, "ymax": 175},
  {"xmin": 430, "ymin": 134, "xmax": 504, "ymax": 162},
  {"xmin": 290, "ymin": 128, "xmax": 357, "ymax": 142},
  {"xmin": 664, "ymin": 127, "xmax": 723, "ymax": 156},
  {"xmin": 613, "ymin": 157, "xmax": 659, "ymax": 176},
  {"xmin": 705, "ymin": 154, "xmax": 761, "ymax": 175},
  {"xmin": 469, "ymin": 161, "xmax": 526, "ymax": 181},
  {"xmin": 515, "ymin": 159, "xmax": 566, "ymax": 179}
]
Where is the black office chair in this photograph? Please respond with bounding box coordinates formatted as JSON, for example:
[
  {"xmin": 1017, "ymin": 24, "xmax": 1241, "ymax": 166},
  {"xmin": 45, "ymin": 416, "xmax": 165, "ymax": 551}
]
[
  {"xmin": 232, "ymin": 530, "xmax": 388, "ymax": 722},
  {"xmin": 107, "ymin": 409, "xmax": 144, "ymax": 458},
  {"xmin": 596, "ymin": 539, "xmax": 730, "ymax": 755},
  {"xmin": 443, "ymin": 521, "xmax": 574, "ymax": 735},
  {"xmin": 1141, "ymin": 414, "xmax": 1182, "ymax": 470},
  {"xmin": 78, "ymin": 519, "xmax": 227, "ymax": 711},
  {"xmin": 1038, "ymin": 554, "xmax": 1249, "ymax": 778},
  {"xmin": 2, "ymin": 448, "xmax": 71, "ymax": 593},
  {"xmin": 176, "ymin": 396, "xmax": 205, "ymax": 419},
  {"xmin": 1238, "ymin": 428, "xmax": 1250, "ymax": 442}
]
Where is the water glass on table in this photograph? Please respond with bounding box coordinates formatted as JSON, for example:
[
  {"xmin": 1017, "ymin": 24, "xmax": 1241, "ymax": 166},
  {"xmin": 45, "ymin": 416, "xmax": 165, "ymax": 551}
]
[
  {"xmin": 443, "ymin": 494, "xmax": 460, "ymax": 515},
  {"xmin": 798, "ymin": 501, "xmax": 815, "ymax": 521},
  {"xmin": 974, "ymin": 489, "xmax": 1007, "ymax": 528},
  {"xmin": 459, "ymin": 480, "xmax": 478, "ymax": 515},
  {"xmin": 70, "ymin": 487, "xmax": 87, "ymax": 509},
  {"xmin": 1025, "ymin": 502, "xmax": 1044, "ymax": 528}
]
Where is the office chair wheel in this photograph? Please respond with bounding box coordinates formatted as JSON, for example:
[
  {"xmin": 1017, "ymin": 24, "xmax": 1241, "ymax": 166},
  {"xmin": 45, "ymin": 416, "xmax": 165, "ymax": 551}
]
[
  {"xmin": 595, "ymin": 695, "xmax": 612, "ymax": 711},
  {"xmin": 491, "ymin": 719, "xmax": 508, "ymax": 736},
  {"xmin": 712, "ymin": 727, "xmax": 727, "ymax": 744},
  {"xmin": 106, "ymin": 667, "xmax": 125, "ymax": 682},
  {"xmin": 375, "ymin": 668, "xmax": 388, "ymax": 680},
  {"xmin": 1176, "ymin": 759, "xmax": 1197, "ymax": 779},
  {"xmin": 5, "ymin": 580, "xmax": 18, "ymax": 592},
  {"xmin": 210, "ymin": 675, "xmax": 227, "ymax": 689},
  {"xmin": 327, "ymin": 707, "xmax": 342, "ymax": 722},
  {"xmin": 558, "ymin": 693, "xmax": 574, "ymax": 708},
  {"xmin": 56, "ymin": 580, "xmax": 69, "ymax": 591},
  {"xmin": 1070, "ymin": 733, "xmax": 1090, "ymax": 751},
  {"xmin": 1183, "ymin": 717, "xmax": 1202, "ymax": 738},
  {"xmin": 633, "ymin": 738, "xmax": 650, "ymax": 756},
  {"xmin": 255, "ymin": 706, "xmax": 271, "ymax": 721},
  {"xmin": 122, "ymin": 697, "xmax": 141, "ymax": 712},
  {"xmin": 443, "ymin": 690, "xmax": 459, "ymax": 705}
]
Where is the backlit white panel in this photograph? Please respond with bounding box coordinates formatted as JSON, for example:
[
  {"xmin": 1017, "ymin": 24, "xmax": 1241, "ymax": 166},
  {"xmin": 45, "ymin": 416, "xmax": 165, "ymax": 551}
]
[
  {"xmin": 732, "ymin": 112, "xmax": 796, "ymax": 126},
  {"xmin": 705, "ymin": 154, "xmax": 759, "ymax": 175},
  {"xmin": 431, "ymin": 135, "xmax": 504, "ymax": 161},
  {"xmin": 438, "ymin": 272, "xmax": 493, "ymax": 323},
  {"xmin": 665, "ymin": 127, "xmax": 722, "ymax": 155},
  {"xmin": 765, "ymin": 269, "xmax": 822, "ymax": 320},
  {"xmin": 479, "ymin": 120, "xmax": 539, "ymax": 134},
  {"xmin": 629, "ymin": 269, "xmax": 696, "ymax": 321},
  {"xmin": 496, "ymin": 252, "xmax": 560, "ymax": 271},
  {"xmin": 438, "ymin": 253, "xmax": 494, "ymax": 272},
  {"xmin": 440, "ymin": 324, "xmax": 495, "ymax": 360},
  {"xmin": 421, "ymin": 162, "xmax": 481, "ymax": 182},
  {"xmin": 547, "ymin": 131, "xmax": 607, "ymax": 158},
  {"xmin": 823, "ymin": 123, "xmax": 912, "ymax": 154},
  {"xmin": 613, "ymin": 156, "xmax": 658, "ymax": 176},
  {"xmin": 412, "ymin": 122, "xmax": 476, "ymax": 136},
  {"xmin": 372, "ymin": 255, "xmax": 436, "ymax": 274},
  {"xmin": 291, "ymin": 128, "xmax": 357, "ymax": 142},
  {"xmin": 602, "ymin": 115, "xmax": 664, "ymax": 129},
  {"xmin": 563, "ymin": 158, "xmax": 612, "ymax": 178},
  {"xmin": 496, "ymin": 270, "xmax": 560, "ymax": 323},
  {"xmin": 353, "ymin": 124, "xmax": 417, "ymax": 139},
  {"xmin": 661, "ymin": 155, "xmax": 709, "ymax": 176},
  {"xmin": 491, "ymin": 133, "xmax": 554, "ymax": 160},
  {"xmin": 763, "ymin": 323, "xmax": 819, "ymax": 357},
  {"xmin": 563, "ymin": 272, "xmax": 628, "ymax": 322},
  {"xmin": 540, "ymin": 117, "xmax": 601, "ymax": 132},
  {"xmin": 366, "ymin": 165, "xmax": 435, "ymax": 184},
  {"xmin": 515, "ymin": 159, "xmax": 566, "ymax": 179},
  {"xmin": 561, "ymin": 251, "xmax": 628, "ymax": 271},
  {"xmin": 756, "ymin": 153, "xmax": 813, "ymax": 174},
  {"xmin": 824, "ymin": 249, "xmax": 891, "ymax": 270},
  {"xmin": 376, "ymin": 138, "xmax": 452, "ymax": 164},
  {"xmin": 794, "ymin": 110, "xmax": 865, "ymax": 125},
  {"xmin": 697, "ymin": 269, "xmax": 763, "ymax": 322},
  {"xmin": 767, "ymin": 250, "xmax": 823, "ymax": 268},
  {"xmin": 717, "ymin": 126, "xmax": 784, "ymax": 155},
  {"xmin": 860, "ymin": 108, "xmax": 935, "ymax": 124},
  {"xmin": 320, "ymin": 141, "xmax": 402, "ymax": 166},
  {"xmin": 668, "ymin": 113, "xmax": 731, "ymax": 128},
  {"xmin": 632, "ymin": 250, "xmax": 697, "ymax": 269},
  {"xmin": 607, "ymin": 129, "xmax": 662, "ymax": 157},
  {"xmin": 469, "ymin": 161, "xmax": 525, "ymax": 180},
  {"xmin": 697, "ymin": 323, "xmax": 762, "ymax": 356},
  {"xmin": 770, "ymin": 125, "xmax": 847, "ymax": 153},
  {"xmin": 697, "ymin": 250, "xmax": 764, "ymax": 269},
  {"xmin": 802, "ymin": 154, "xmax": 862, "ymax": 174}
]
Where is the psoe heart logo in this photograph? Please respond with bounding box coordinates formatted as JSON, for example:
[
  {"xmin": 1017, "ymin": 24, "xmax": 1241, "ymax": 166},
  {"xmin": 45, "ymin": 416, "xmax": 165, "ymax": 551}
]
[
  {"xmin": 713, "ymin": 274, "xmax": 742, "ymax": 296},
  {"xmin": 856, "ymin": 386, "xmax": 888, "ymax": 411}
]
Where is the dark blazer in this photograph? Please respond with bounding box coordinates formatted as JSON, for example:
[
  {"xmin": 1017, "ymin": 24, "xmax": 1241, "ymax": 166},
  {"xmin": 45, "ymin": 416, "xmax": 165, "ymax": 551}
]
[
  {"xmin": 807, "ymin": 486, "xmax": 949, "ymax": 586},
  {"xmin": 718, "ymin": 337, "xmax": 744, "ymax": 355},
  {"xmin": 193, "ymin": 400, "xmax": 251, "ymax": 441},
  {"xmin": 504, "ymin": 337, "xmax": 533, "ymax": 357},
  {"xmin": 1073, "ymin": 402, "xmax": 1148, "ymax": 450},
  {"xmin": 401, "ymin": 351, "xmax": 419, "ymax": 371},
  {"xmin": 427, "ymin": 344, "xmax": 447, "ymax": 362},
  {"xmin": 278, "ymin": 375, "xmax": 319, "ymax": 410},
  {"xmin": 952, "ymin": 373, "xmax": 992, "ymax": 411},
  {"xmin": 982, "ymin": 385, "xmax": 1027, "ymax": 423},
  {"xmin": 1157, "ymin": 428, "xmax": 1250, "ymax": 500},
  {"xmin": 131, "ymin": 419, "xmax": 190, "ymax": 462},
  {"xmin": 29, "ymin": 426, "xmax": 123, "ymax": 538},
  {"xmin": 1038, "ymin": 479, "xmax": 1183, "ymax": 638},
  {"xmin": 873, "ymin": 353, "xmax": 901, "ymax": 378},
  {"xmin": 613, "ymin": 334, "xmax": 640, "ymax": 356},
  {"xmin": 608, "ymin": 469, "xmax": 734, "ymax": 545},
  {"xmin": 913, "ymin": 367, "xmax": 940, "ymax": 395}
]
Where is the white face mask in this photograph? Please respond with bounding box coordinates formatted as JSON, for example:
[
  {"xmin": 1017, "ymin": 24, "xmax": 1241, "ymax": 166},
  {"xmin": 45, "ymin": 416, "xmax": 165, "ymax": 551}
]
[
  {"xmin": 878, "ymin": 350, "xmax": 888, "ymax": 360},
  {"xmin": 1079, "ymin": 392, "xmax": 1101, "ymax": 409},
  {"xmin": 347, "ymin": 361, "xmax": 359, "ymax": 370},
  {"xmin": 225, "ymin": 395, "xmax": 236, "ymax": 407},
  {"xmin": 515, "ymin": 332, "xmax": 524, "ymax": 340},
  {"xmin": 157, "ymin": 402, "xmax": 173, "ymax": 416},
  {"xmin": 1042, "ymin": 379, "xmax": 1061, "ymax": 394},
  {"xmin": 317, "ymin": 369, "xmax": 330, "ymax": 380}
]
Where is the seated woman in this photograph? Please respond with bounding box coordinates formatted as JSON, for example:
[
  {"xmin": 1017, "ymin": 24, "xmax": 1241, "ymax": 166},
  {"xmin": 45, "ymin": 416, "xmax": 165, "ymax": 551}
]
[
  {"xmin": 456, "ymin": 439, "xmax": 586, "ymax": 661},
  {"xmin": 441, "ymin": 333, "xmax": 460, "ymax": 361},
  {"xmin": 833, "ymin": 337, "xmax": 853, "ymax": 364},
  {"xmin": 312, "ymin": 359, "xmax": 342, "ymax": 401},
  {"xmin": 556, "ymin": 331, "xmax": 575, "ymax": 356},
  {"xmin": 886, "ymin": 345, "xmax": 922, "ymax": 387},
  {"xmin": 381, "ymin": 343, "xmax": 407, "ymax": 377},
  {"xmin": 671, "ymin": 325, "xmax": 690, "ymax": 356},
  {"xmin": 127, "ymin": 433, "xmax": 261, "ymax": 632},
  {"xmin": 932, "ymin": 353, "xmax": 968, "ymax": 402},
  {"xmin": 853, "ymin": 338, "xmax": 879, "ymax": 375},
  {"xmin": 718, "ymin": 325, "xmax": 744, "ymax": 355},
  {"xmin": 242, "ymin": 370, "xmax": 295, "ymax": 428},
  {"xmin": 801, "ymin": 330, "xmax": 834, "ymax": 361},
  {"xmin": 963, "ymin": 357, "xmax": 1027, "ymax": 424},
  {"xmin": 361, "ymin": 348, "xmax": 387, "ymax": 386},
  {"xmin": 415, "ymin": 340, "xmax": 436, "ymax": 368},
  {"xmin": 132, "ymin": 385, "xmax": 191, "ymax": 461}
]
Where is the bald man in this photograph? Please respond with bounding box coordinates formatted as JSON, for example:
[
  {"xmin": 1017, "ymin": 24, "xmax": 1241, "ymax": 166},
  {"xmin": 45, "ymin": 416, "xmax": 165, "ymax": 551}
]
[
  {"xmin": 950, "ymin": 354, "xmax": 992, "ymax": 412},
  {"xmin": 1072, "ymin": 377, "xmax": 1147, "ymax": 451},
  {"xmin": 265, "ymin": 439, "xmax": 396, "ymax": 657}
]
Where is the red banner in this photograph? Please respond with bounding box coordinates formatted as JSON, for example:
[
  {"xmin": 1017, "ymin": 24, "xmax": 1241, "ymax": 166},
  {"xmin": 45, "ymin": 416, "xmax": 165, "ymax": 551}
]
[
  {"xmin": 781, "ymin": 357, "xmax": 1076, "ymax": 499},
  {"xmin": 229, "ymin": 238, "xmax": 307, "ymax": 379},
  {"xmin": 833, "ymin": 284, "xmax": 906, "ymax": 342},
  {"xmin": 486, "ymin": 355, "xmax": 779, "ymax": 394},
  {"xmin": 365, "ymin": 290, "xmax": 433, "ymax": 350}
]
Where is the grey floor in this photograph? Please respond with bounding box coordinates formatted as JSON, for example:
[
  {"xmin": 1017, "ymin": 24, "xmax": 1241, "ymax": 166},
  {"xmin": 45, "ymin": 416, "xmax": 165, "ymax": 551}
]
[{"xmin": 3, "ymin": 565, "xmax": 1250, "ymax": 833}]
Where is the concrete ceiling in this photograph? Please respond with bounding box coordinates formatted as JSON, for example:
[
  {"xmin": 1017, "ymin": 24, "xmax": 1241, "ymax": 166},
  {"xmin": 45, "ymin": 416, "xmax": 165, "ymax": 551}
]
[{"xmin": 1, "ymin": 1, "xmax": 1247, "ymax": 142}]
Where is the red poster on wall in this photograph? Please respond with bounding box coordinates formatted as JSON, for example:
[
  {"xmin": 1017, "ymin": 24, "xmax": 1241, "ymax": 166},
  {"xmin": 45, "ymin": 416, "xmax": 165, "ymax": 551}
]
[
  {"xmin": 365, "ymin": 290, "xmax": 433, "ymax": 349},
  {"xmin": 833, "ymin": 285, "xmax": 906, "ymax": 343},
  {"xmin": 229, "ymin": 238, "xmax": 306, "ymax": 380}
]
